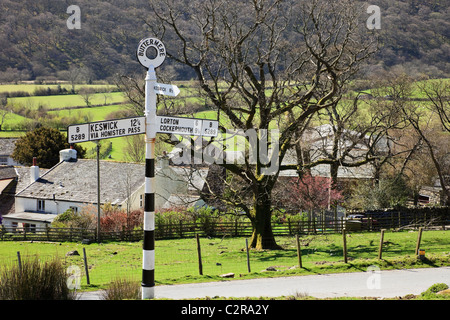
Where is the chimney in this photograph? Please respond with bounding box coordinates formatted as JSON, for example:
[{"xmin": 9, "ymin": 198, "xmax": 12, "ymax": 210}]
[
  {"xmin": 59, "ymin": 147, "xmax": 77, "ymax": 162},
  {"xmin": 30, "ymin": 157, "xmax": 40, "ymax": 184}
]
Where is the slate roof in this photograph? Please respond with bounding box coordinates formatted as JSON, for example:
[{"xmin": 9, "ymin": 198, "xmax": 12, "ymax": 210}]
[
  {"xmin": 0, "ymin": 166, "xmax": 17, "ymax": 180},
  {"xmin": 2, "ymin": 212, "xmax": 58, "ymax": 224},
  {"xmin": 0, "ymin": 138, "xmax": 17, "ymax": 155},
  {"xmin": 16, "ymin": 159, "xmax": 145, "ymax": 205}
]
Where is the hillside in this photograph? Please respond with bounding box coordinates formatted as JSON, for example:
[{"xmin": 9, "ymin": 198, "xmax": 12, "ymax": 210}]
[{"xmin": 0, "ymin": 0, "xmax": 449, "ymax": 82}]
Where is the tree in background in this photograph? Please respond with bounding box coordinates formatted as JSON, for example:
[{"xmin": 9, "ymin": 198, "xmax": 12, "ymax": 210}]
[
  {"xmin": 11, "ymin": 127, "xmax": 86, "ymax": 168},
  {"xmin": 277, "ymin": 174, "xmax": 344, "ymax": 212},
  {"xmin": 137, "ymin": 0, "xmax": 378, "ymax": 249},
  {"xmin": 377, "ymin": 74, "xmax": 449, "ymax": 205},
  {"xmin": 346, "ymin": 177, "xmax": 410, "ymax": 210}
]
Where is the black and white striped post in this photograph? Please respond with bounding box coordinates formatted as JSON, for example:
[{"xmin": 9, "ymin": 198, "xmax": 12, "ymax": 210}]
[
  {"xmin": 142, "ymin": 66, "xmax": 156, "ymax": 299},
  {"xmin": 137, "ymin": 38, "xmax": 166, "ymax": 300}
]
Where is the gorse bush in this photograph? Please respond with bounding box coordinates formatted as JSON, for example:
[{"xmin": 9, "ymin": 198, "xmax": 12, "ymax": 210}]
[{"xmin": 0, "ymin": 256, "xmax": 76, "ymax": 300}]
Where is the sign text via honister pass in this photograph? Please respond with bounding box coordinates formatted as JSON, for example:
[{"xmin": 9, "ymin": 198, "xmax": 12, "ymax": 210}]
[{"xmin": 67, "ymin": 116, "xmax": 145, "ymax": 143}]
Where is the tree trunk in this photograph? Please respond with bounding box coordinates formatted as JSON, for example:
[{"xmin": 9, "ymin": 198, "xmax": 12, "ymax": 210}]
[{"xmin": 248, "ymin": 188, "xmax": 281, "ymax": 250}]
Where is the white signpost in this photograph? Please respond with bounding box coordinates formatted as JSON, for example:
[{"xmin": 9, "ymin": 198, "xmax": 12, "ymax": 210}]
[
  {"xmin": 136, "ymin": 38, "xmax": 218, "ymax": 299},
  {"xmin": 156, "ymin": 116, "xmax": 218, "ymax": 137},
  {"xmin": 153, "ymin": 83, "xmax": 180, "ymax": 97},
  {"xmin": 67, "ymin": 116, "xmax": 145, "ymax": 144},
  {"xmin": 68, "ymin": 37, "xmax": 219, "ymax": 300}
]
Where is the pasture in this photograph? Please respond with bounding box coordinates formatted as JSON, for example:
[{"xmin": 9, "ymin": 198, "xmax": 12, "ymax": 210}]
[
  {"xmin": 1, "ymin": 78, "xmax": 448, "ymax": 161},
  {"xmin": 0, "ymin": 230, "xmax": 448, "ymax": 290}
]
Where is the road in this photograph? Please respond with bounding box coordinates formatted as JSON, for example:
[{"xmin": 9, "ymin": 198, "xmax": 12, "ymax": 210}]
[{"xmin": 78, "ymin": 267, "xmax": 450, "ymax": 300}]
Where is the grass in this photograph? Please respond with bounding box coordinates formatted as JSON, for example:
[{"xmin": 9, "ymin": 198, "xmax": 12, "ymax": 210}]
[
  {"xmin": 0, "ymin": 83, "xmax": 113, "ymax": 94},
  {"xmin": 0, "ymin": 229, "xmax": 448, "ymax": 291},
  {"xmin": 8, "ymin": 92, "xmax": 126, "ymax": 110},
  {"xmin": 47, "ymin": 104, "xmax": 126, "ymax": 122}
]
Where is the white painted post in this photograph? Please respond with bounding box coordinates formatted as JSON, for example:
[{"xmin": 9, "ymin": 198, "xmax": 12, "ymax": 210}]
[{"xmin": 142, "ymin": 66, "xmax": 157, "ymax": 300}]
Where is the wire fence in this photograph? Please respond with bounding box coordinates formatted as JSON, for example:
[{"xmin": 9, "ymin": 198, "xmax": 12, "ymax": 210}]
[
  {"xmin": 0, "ymin": 207, "xmax": 449, "ymax": 289},
  {"xmin": 1, "ymin": 227, "xmax": 449, "ymax": 290}
]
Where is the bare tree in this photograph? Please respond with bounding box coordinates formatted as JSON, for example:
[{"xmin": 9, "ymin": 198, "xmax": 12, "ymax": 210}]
[
  {"xmin": 78, "ymin": 87, "xmax": 95, "ymax": 107},
  {"xmin": 417, "ymin": 79, "xmax": 450, "ymax": 133},
  {"xmin": 115, "ymin": 74, "xmax": 146, "ymax": 116},
  {"xmin": 124, "ymin": 134, "xmax": 146, "ymax": 163},
  {"xmin": 138, "ymin": 0, "xmax": 377, "ymax": 249},
  {"xmin": 378, "ymin": 74, "xmax": 450, "ymax": 205}
]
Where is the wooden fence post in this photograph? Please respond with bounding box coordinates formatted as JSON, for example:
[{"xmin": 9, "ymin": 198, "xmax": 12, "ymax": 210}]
[
  {"xmin": 83, "ymin": 247, "xmax": 90, "ymax": 285},
  {"xmin": 334, "ymin": 206, "xmax": 338, "ymax": 232},
  {"xmin": 17, "ymin": 251, "xmax": 22, "ymax": 274},
  {"xmin": 245, "ymin": 238, "xmax": 251, "ymax": 273},
  {"xmin": 415, "ymin": 227, "xmax": 423, "ymax": 256},
  {"xmin": 296, "ymin": 234, "xmax": 302, "ymax": 268},
  {"xmin": 342, "ymin": 228, "xmax": 348, "ymax": 263},
  {"xmin": 378, "ymin": 229, "xmax": 385, "ymax": 260},
  {"xmin": 196, "ymin": 234, "xmax": 203, "ymax": 275}
]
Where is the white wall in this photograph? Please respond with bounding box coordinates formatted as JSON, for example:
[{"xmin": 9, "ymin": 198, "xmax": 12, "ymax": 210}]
[
  {"xmin": 15, "ymin": 196, "xmax": 86, "ymax": 215},
  {"xmin": 0, "ymin": 156, "xmax": 20, "ymax": 166}
]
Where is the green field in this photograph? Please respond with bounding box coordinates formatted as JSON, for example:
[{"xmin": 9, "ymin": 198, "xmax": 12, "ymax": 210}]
[
  {"xmin": 47, "ymin": 104, "xmax": 127, "ymax": 122},
  {"xmin": 8, "ymin": 92, "xmax": 126, "ymax": 110},
  {"xmin": 1, "ymin": 79, "xmax": 448, "ymax": 161},
  {"xmin": 0, "ymin": 230, "xmax": 448, "ymax": 290},
  {"xmin": 0, "ymin": 83, "xmax": 113, "ymax": 94}
]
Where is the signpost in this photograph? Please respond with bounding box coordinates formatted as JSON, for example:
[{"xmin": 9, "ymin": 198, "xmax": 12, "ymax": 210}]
[
  {"xmin": 156, "ymin": 116, "xmax": 218, "ymax": 137},
  {"xmin": 153, "ymin": 83, "xmax": 180, "ymax": 97},
  {"xmin": 136, "ymin": 38, "xmax": 218, "ymax": 300},
  {"xmin": 67, "ymin": 37, "xmax": 218, "ymax": 300},
  {"xmin": 68, "ymin": 116, "xmax": 145, "ymax": 144}
]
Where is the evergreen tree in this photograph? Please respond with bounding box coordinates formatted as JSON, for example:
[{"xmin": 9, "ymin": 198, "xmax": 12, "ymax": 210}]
[{"xmin": 12, "ymin": 127, "xmax": 86, "ymax": 168}]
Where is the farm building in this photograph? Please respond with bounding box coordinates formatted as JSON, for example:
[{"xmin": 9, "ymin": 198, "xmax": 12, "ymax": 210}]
[{"xmin": 1, "ymin": 148, "xmax": 207, "ymax": 230}]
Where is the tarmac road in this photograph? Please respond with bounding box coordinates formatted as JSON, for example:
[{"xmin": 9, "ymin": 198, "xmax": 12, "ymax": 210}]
[{"xmin": 78, "ymin": 266, "xmax": 450, "ymax": 300}]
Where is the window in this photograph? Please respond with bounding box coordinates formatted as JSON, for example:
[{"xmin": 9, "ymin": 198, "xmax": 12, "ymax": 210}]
[
  {"xmin": 23, "ymin": 223, "xmax": 36, "ymax": 233},
  {"xmin": 70, "ymin": 206, "xmax": 78, "ymax": 214},
  {"xmin": 37, "ymin": 200, "xmax": 45, "ymax": 212}
]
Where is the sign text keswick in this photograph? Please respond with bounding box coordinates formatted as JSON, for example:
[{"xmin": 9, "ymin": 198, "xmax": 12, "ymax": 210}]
[{"xmin": 68, "ymin": 116, "xmax": 145, "ymax": 143}]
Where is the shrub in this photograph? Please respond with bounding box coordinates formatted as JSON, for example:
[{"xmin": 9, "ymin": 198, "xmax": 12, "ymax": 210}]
[
  {"xmin": 0, "ymin": 256, "xmax": 76, "ymax": 300},
  {"xmin": 100, "ymin": 208, "xmax": 143, "ymax": 233},
  {"xmin": 52, "ymin": 207, "xmax": 96, "ymax": 229},
  {"xmin": 420, "ymin": 283, "xmax": 449, "ymax": 299},
  {"xmin": 101, "ymin": 277, "xmax": 141, "ymax": 300}
]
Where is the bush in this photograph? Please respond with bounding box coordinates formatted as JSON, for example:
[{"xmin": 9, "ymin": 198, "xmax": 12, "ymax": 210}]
[
  {"xmin": 101, "ymin": 278, "xmax": 141, "ymax": 300},
  {"xmin": 52, "ymin": 207, "xmax": 96, "ymax": 229},
  {"xmin": 420, "ymin": 283, "xmax": 449, "ymax": 299},
  {"xmin": 100, "ymin": 209, "xmax": 143, "ymax": 233},
  {"xmin": 0, "ymin": 256, "xmax": 76, "ymax": 300}
]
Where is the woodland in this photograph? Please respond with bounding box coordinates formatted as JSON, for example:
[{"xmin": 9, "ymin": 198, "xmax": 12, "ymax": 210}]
[{"xmin": 0, "ymin": 0, "xmax": 448, "ymax": 82}]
